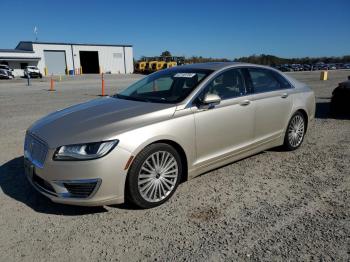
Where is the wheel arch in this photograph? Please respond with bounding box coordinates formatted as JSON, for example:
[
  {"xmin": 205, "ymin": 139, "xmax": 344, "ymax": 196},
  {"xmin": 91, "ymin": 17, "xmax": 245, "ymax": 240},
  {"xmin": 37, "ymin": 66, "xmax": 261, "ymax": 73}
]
[
  {"xmin": 127, "ymin": 138, "xmax": 189, "ymax": 183},
  {"xmin": 149, "ymin": 139, "xmax": 188, "ymax": 183}
]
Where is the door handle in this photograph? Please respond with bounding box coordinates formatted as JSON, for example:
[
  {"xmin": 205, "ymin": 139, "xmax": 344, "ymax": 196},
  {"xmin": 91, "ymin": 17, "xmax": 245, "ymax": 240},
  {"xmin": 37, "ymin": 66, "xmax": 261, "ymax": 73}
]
[
  {"xmin": 281, "ymin": 93, "xmax": 289, "ymax": 98},
  {"xmin": 239, "ymin": 100, "xmax": 250, "ymax": 106}
]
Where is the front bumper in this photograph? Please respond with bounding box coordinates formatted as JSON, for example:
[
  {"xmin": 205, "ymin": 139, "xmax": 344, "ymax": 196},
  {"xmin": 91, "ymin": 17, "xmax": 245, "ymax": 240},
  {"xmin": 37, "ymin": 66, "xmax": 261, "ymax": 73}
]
[
  {"xmin": 26, "ymin": 71, "xmax": 41, "ymax": 78},
  {"xmin": 30, "ymin": 73, "xmax": 41, "ymax": 78},
  {"xmin": 24, "ymin": 145, "xmax": 132, "ymax": 206}
]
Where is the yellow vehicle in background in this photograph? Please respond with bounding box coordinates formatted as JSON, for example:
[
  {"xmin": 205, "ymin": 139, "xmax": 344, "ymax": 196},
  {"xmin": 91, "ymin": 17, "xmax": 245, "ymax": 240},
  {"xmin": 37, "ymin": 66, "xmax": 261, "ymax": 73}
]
[
  {"xmin": 146, "ymin": 57, "xmax": 159, "ymax": 74},
  {"xmin": 155, "ymin": 56, "xmax": 181, "ymax": 71},
  {"xmin": 135, "ymin": 56, "xmax": 185, "ymax": 74},
  {"xmin": 134, "ymin": 58, "xmax": 148, "ymax": 74},
  {"xmin": 156, "ymin": 57, "xmax": 167, "ymax": 71},
  {"xmin": 165, "ymin": 56, "xmax": 179, "ymax": 69}
]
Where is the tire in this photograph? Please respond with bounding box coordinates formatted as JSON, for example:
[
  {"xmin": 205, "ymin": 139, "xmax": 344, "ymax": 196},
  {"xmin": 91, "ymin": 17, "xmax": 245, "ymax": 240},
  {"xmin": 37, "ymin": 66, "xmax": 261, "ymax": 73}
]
[
  {"xmin": 283, "ymin": 112, "xmax": 306, "ymax": 151},
  {"xmin": 125, "ymin": 143, "xmax": 182, "ymax": 209}
]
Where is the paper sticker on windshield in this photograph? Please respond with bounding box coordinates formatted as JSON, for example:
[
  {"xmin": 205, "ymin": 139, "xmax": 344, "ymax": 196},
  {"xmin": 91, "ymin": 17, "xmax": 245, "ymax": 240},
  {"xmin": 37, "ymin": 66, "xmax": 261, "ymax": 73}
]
[{"xmin": 174, "ymin": 73, "xmax": 196, "ymax": 78}]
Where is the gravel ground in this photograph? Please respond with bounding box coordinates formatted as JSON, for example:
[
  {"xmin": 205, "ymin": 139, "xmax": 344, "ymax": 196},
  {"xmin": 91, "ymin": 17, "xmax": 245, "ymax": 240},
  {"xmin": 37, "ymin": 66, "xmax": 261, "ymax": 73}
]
[{"xmin": 0, "ymin": 70, "xmax": 349, "ymax": 261}]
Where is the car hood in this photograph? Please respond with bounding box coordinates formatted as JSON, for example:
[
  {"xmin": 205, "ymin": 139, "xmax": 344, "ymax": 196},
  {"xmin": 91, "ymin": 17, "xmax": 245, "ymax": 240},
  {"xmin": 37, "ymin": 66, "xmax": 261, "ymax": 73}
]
[{"xmin": 28, "ymin": 97, "xmax": 176, "ymax": 148}]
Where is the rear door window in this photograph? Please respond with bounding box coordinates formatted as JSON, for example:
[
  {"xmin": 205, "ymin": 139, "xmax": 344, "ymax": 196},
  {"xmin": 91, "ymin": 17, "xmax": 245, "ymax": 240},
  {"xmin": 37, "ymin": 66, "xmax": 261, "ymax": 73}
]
[{"xmin": 247, "ymin": 68, "xmax": 291, "ymax": 93}]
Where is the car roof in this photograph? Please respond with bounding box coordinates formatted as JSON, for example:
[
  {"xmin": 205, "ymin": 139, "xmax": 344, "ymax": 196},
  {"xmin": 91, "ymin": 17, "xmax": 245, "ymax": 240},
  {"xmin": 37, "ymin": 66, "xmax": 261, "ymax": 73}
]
[
  {"xmin": 177, "ymin": 62, "xmax": 273, "ymax": 71},
  {"xmin": 179, "ymin": 62, "xmax": 242, "ymax": 70}
]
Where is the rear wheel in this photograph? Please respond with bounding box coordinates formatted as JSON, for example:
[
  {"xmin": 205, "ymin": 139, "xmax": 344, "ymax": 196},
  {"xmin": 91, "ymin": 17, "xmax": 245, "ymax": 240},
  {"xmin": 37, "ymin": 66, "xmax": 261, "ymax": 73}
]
[
  {"xmin": 283, "ymin": 112, "xmax": 306, "ymax": 151},
  {"xmin": 126, "ymin": 143, "xmax": 182, "ymax": 208}
]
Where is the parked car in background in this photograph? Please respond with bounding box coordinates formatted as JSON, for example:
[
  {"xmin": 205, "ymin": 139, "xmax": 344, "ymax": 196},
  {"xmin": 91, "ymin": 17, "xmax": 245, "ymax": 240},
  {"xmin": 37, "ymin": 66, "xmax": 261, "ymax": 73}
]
[
  {"xmin": 312, "ymin": 62, "xmax": 327, "ymax": 71},
  {"xmin": 328, "ymin": 64, "xmax": 337, "ymax": 70},
  {"xmin": 314, "ymin": 64, "xmax": 328, "ymax": 71},
  {"xmin": 279, "ymin": 65, "xmax": 293, "ymax": 72},
  {"xmin": 0, "ymin": 64, "xmax": 14, "ymax": 78},
  {"xmin": 24, "ymin": 62, "xmax": 315, "ymax": 208},
  {"xmin": 24, "ymin": 66, "xmax": 42, "ymax": 78},
  {"xmin": 330, "ymin": 78, "xmax": 350, "ymax": 117},
  {"xmin": 272, "ymin": 65, "xmax": 279, "ymax": 70},
  {"xmin": 335, "ymin": 63, "xmax": 344, "ymax": 69},
  {"xmin": 322, "ymin": 65, "xmax": 329, "ymax": 70},
  {"xmin": 302, "ymin": 64, "xmax": 311, "ymax": 71},
  {"xmin": 0, "ymin": 69, "xmax": 13, "ymax": 79},
  {"xmin": 290, "ymin": 64, "xmax": 298, "ymax": 71},
  {"xmin": 291, "ymin": 64, "xmax": 303, "ymax": 71}
]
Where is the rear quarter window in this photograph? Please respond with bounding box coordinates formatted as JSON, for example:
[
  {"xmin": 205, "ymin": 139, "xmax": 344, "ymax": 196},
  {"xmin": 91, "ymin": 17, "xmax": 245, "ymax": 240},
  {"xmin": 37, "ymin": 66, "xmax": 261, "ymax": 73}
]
[{"xmin": 271, "ymin": 71, "xmax": 292, "ymax": 89}]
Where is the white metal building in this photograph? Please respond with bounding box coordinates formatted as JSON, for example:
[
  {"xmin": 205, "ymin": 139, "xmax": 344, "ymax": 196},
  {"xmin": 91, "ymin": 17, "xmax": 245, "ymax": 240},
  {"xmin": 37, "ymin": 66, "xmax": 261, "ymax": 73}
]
[{"xmin": 0, "ymin": 41, "xmax": 134, "ymax": 77}]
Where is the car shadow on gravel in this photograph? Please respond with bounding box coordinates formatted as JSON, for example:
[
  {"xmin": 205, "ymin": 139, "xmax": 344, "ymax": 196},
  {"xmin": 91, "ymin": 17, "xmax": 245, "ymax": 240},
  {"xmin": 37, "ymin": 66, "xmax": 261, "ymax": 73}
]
[
  {"xmin": 315, "ymin": 101, "xmax": 350, "ymax": 120},
  {"xmin": 108, "ymin": 203, "xmax": 140, "ymax": 210},
  {"xmin": 0, "ymin": 156, "xmax": 108, "ymax": 216},
  {"xmin": 315, "ymin": 101, "xmax": 330, "ymax": 119}
]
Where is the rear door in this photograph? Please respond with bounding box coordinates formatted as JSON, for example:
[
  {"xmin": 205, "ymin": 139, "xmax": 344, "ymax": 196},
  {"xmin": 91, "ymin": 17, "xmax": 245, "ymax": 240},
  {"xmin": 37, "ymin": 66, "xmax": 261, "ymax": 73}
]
[{"xmin": 245, "ymin": 67, "xmax": 293, "ymax": 142}]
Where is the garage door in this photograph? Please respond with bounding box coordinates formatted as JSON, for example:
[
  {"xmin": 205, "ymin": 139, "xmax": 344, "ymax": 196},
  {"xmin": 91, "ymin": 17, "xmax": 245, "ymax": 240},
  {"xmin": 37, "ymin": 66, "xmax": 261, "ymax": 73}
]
[
  {"xmin": 44, "ymin": 50, "xmax": 67, "ymax": 75},
  {"xmin": 80, "ymin": 51, "xmax": 99, "ymax": 74}
]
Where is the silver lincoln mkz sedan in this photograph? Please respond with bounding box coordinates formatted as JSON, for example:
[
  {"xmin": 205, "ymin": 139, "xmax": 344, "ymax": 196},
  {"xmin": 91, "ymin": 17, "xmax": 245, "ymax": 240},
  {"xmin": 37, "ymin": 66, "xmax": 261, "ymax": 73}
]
[{"xmin": 24, "ymin": 63, "xmax": 315, "ymax": 208}]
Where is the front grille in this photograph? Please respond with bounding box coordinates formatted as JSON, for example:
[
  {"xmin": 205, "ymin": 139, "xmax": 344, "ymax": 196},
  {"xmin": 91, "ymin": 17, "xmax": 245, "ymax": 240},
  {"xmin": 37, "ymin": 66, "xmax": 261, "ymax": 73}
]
[
  {"xmin": 24, "ymin": 133, "xmax": 48, "ymax": 168},
  {"xmin": 63, "ymin": 181, "xmax": 98, "ymax": 198},
  {"xmin": 32, "ymin": 173, "xmax": 56, "ymax": 195}
]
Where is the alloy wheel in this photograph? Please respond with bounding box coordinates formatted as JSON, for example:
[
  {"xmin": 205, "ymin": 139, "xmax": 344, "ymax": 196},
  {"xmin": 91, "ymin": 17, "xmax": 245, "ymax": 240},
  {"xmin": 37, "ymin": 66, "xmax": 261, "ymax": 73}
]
[
  {"xmin": 137, "ymin": 151, "xmax": 179, "ymax": 203},
  {"xmin": 287, "ymin": 114, "xmax": 305, "ymax": 147}
]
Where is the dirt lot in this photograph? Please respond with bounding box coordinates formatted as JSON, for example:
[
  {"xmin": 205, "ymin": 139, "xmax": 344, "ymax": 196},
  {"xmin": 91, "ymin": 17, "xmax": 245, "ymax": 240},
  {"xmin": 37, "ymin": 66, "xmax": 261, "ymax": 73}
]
[{"xmin": 0, "ymin": 70, "xmax": 349, "ymax": 261}]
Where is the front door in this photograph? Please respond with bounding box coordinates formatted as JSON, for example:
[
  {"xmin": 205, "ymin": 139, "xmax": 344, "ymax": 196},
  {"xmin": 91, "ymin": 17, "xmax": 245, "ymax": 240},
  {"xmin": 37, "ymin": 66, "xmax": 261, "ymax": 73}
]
[{"xmin": 192, "ymin": 68, "xmax": 255, "ymax": 166}]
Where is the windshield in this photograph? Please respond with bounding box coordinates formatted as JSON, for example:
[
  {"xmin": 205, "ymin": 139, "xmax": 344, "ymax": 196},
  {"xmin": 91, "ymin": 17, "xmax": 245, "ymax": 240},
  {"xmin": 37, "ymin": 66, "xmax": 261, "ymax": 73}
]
[{"xmin": 115, "ymin": 68, "xmax": 213, "ymax": 103}]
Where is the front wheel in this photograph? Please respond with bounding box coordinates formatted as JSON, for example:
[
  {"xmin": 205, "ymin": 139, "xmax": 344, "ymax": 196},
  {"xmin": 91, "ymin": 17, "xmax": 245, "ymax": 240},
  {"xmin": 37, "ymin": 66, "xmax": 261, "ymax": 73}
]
[
  {"xmin": 283, "ymin": 112, "xmax": 306, "ymax": 151},
  {"xmin": 126, "ymin": 143, "xmax": 182, "ymax": 208}
]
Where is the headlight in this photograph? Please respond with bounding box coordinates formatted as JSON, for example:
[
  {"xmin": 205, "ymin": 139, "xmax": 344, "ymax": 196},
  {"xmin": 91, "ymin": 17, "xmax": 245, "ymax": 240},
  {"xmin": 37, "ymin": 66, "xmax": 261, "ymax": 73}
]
[{"xmin": 53, "ymin": 140, "xmax": 118, "ymax": 161}]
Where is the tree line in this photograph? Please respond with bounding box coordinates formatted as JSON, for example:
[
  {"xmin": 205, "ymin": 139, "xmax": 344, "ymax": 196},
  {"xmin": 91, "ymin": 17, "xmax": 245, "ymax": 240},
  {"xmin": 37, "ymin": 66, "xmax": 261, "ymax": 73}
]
[
  {"xmin": 139, "ymin": 51, "xmax": 350, "ymax": 65},
  {"xmin": 233, "ymin": 54, "xmax": 350, "ymax": 65},
  {"xmin": 184, "ymin": 54, "xmax": 350, "ymax": 65}
]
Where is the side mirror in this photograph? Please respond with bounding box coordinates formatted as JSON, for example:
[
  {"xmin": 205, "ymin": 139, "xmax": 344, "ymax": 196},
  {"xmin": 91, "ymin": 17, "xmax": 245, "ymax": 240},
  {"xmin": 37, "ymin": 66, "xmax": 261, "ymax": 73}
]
[{"xmin": 203, "ymin": 93, "xmax": 221, "ymax": 105}]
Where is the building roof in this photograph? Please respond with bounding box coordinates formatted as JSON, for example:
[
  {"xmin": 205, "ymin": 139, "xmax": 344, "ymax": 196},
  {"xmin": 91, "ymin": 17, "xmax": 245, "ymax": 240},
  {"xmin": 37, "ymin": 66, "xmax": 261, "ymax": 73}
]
[
  {"xmin": 0, "ymin": 49, "xmax": 34, "ymax": 53},
  {"xmin": 0, "ymin": 56, "xmax": 41, "ymax": 61},
  {"xmin": 16, "ymin": 41, "xmax": 132, "ymax": 49}
]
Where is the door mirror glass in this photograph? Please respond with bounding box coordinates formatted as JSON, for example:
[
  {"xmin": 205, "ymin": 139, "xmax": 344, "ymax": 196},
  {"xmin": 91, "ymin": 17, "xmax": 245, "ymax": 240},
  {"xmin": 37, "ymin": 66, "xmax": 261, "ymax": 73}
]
[{"xmin": 203, "ymin": 93, "xmax": 221, "ymax": 105}]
